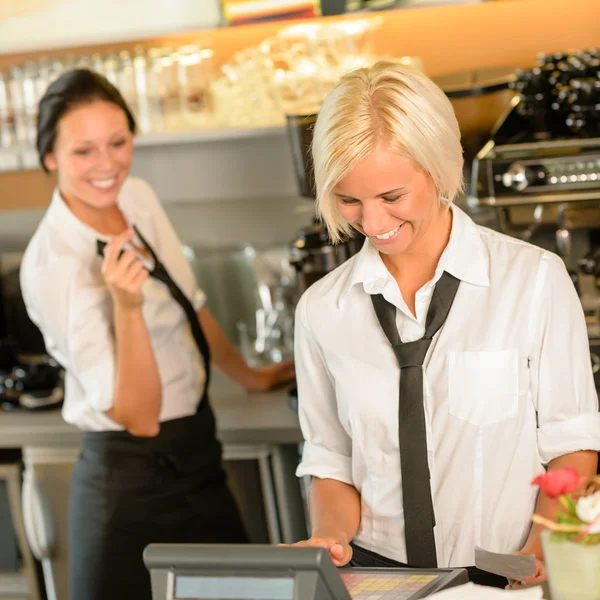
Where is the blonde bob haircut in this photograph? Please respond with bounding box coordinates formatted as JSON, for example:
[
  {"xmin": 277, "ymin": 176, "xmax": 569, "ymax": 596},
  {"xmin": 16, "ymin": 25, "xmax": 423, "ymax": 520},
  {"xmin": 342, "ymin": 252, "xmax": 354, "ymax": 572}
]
[{"xmin": 312, "ymin": 60, "xmax": 464, "ymax": 244}]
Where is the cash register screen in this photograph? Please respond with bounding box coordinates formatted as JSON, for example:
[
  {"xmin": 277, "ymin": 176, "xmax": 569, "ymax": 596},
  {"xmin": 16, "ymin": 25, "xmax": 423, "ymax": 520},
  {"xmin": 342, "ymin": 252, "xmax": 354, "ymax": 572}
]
[{"xmin": 173, "ymin": 575, "xmax": 294, "ymax": 599}]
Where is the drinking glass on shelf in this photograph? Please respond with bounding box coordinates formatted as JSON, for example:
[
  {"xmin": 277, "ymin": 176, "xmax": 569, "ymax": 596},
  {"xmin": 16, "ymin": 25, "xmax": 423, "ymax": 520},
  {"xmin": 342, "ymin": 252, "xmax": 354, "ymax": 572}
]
[
  {"xmin": 8, "ymin": 66, "xmax": 27, "ymax": 146},
  {"xmin": 272, "ymin": 61, "xmax": 328, "ymax": 116},
  {"xmin": 0, "ymin": 71, "xmax": 16, "ymax": 150},
  {"xmin": 90, "ymin": 53, "xmax": 106, "ymax": 77},
  {"xmin": 75, "ymin": 55, "xmax": 93, "ymax": 71},
  {"xmin": 102, "ymin": 53, "xmax": 120, "ymax": 88},
  {"xmin": 132, "ymin": 47, "xmax": 154, "ymax": 134},
  {"xmin": 21, "ymin": 61, "xmax": 42, "ymax": 146},
  {"xmin": 325, "ymin": 17, "xmax": 382, "ymax": 75},
  {"xmin": 275, "ymin": 22, "xmax": 325, "ymax": 69},
  {"xmin": 176, "ymin": 43, "xmax": 214, "ymax": 129},
  {"xmin": 212, "ymin": 47, "xmax": 282, "ymax": 128},
  {"xmin": 116, "ymin": 51, "xmax": 138, "ymax": 117},
  {"xmin": 136, "ymin": 47, "xmax": 168, "ymax": 134},
  {"xmin": 152, "ymin": 47, "xmax": 181, "ymax": 132}
]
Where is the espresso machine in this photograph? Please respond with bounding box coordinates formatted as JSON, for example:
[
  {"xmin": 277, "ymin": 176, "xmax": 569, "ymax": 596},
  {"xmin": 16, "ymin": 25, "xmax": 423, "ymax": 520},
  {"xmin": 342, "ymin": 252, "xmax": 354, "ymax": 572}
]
[
  {"xmin": 471, "ymin": 50, "xmax": 600, "ymax": 211},
  {"xmin": 285, "ymin": 113, "xmax": 365, "ymax": 295},
  {"xmin": 471, "ymin": 48, "xmax": 600, "ymax": 385}
]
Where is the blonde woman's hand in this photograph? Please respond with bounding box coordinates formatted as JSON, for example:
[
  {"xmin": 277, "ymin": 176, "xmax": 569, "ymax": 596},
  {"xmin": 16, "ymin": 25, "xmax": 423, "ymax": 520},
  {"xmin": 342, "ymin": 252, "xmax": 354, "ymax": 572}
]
[
  {"xmin": 101, "ymin": 229, "xmax": 149, "ymax": 311},
  {"xmin": 282, "ymin": 532, "xmax": 353, "ymax": 567},
  {"xmin": 505, "ymin": 551, "xmax": 547, "ymax": 589}
]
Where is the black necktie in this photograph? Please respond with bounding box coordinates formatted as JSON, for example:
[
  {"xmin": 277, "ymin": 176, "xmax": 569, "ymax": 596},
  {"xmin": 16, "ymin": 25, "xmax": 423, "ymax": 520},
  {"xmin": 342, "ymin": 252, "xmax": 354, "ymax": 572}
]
[
  {"xmin": 96, "ymin": 226, "xmax": 211, "ymax": 393},
  {"xmin": 370, "ymin": 271, "xmax": 460, "ymax": 568}
]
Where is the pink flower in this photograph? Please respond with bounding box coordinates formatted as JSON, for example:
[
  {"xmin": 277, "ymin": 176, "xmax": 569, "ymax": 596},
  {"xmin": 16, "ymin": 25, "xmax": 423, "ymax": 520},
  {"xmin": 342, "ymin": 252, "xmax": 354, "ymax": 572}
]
[{"xmin": 531, "ymin": 468, "xmax": 585, "ymax": 499}]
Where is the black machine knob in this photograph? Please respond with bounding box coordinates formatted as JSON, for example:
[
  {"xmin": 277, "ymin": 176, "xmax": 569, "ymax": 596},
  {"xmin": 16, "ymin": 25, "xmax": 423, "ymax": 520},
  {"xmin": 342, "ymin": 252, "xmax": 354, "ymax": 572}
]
[
  {"xmin": 565, "ymin": 78, "xmax": 600, "ymax": 135},
  {"xmin": 578, "ymin": 247, "xmax": 600, "ymax": 276},
  {"xmin": 501, "ymin": 163, "xmax": 535, "ymax": 191},
  {"xmin": 513, "ymin": 49, "xmax": 600, "ymax": 138},
  {"xmin": 568, "ymin": 268, "xmax": 581, "ymax": 296},
  {"xmin": 513, "ymin": 67, "xmax": 552, "ymax": 134}
]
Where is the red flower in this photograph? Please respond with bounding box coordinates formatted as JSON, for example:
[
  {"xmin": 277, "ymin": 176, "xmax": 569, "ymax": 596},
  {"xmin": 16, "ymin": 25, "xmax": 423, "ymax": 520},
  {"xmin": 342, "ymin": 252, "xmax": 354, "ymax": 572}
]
[{"xmin": 532, "ymin": 468, "xmax": 585, "ymax": 499}]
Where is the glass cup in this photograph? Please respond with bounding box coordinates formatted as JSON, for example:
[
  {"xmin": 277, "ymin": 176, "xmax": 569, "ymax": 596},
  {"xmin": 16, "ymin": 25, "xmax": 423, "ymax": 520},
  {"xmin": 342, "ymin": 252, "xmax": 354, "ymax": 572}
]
[{"xmin": 542, "ymin": 529, "xmax": 600, "ymax": 600}]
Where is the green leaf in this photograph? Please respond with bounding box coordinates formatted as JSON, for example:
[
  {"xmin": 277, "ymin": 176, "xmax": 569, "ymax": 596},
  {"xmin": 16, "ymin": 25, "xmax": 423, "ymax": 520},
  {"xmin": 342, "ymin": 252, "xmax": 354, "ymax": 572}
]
[
  {"xmin": 549, "ymin": 531, "xmax": 600, "ymax": 546},
  {"xmin": 579, "ymin": 533, "xmax": 600, "ymax": 546},
  {"xmin": 555, "ymin": 512, "xmax": 584, "ymax": 526},
  {"xmin": 549, "ymin": 531, "xmax": 575, "ymax": 543},
  {"xmin": 558, "ymin": 494, "xmax": 578, "ymax": 517}
]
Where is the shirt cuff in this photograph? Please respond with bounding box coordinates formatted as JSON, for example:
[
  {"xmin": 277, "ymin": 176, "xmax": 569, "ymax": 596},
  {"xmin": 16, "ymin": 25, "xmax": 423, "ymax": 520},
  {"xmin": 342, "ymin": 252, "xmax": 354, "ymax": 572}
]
[
  {"xmin": 538, "ymin": 412, "xmax": 600, "ymax": 464},
  {"xmin": 192, "ymin": 288, "xmax": 206, "ymax": 312},
  {"xmin": 296, "ymin": 441, "xmax": 353, "ymax": 485},
  {"xmin": 79, "ymin": 358, "xmax": 115, "ymax": 412}
]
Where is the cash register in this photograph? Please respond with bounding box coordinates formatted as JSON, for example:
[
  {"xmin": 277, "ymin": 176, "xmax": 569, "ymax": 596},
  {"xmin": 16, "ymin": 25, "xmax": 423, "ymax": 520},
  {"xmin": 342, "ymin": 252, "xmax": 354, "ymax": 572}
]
[{"xmin": 143, "ymin": 544, "xmax": 469, "ymax": 600}]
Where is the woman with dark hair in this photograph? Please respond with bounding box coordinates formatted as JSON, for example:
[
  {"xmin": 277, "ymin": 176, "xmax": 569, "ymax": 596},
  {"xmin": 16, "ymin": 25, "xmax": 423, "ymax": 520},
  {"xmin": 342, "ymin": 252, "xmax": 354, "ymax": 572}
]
[{"xmin": 20, "ymin": 69, "xmax": 295, "ymax": 600}]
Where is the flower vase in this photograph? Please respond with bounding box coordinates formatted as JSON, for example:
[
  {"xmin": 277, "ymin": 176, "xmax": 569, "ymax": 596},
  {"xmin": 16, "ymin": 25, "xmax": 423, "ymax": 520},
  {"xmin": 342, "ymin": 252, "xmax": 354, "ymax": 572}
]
[{"xmin": 542, "ymin": 529, "xmax": 600, "ymax": 600}]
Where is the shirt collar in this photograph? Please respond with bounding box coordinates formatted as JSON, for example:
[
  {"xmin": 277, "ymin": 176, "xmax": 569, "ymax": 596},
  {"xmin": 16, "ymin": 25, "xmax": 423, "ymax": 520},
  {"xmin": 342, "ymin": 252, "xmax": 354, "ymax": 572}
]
[
  {"xmin": 437, "ymin": 204, "xmax": 490, "ymax": 288},
  {"xmin": 338, "ymin": 204, "xmax": 490, "ymax": 307},
  {"xmin": 45, "ymin": 183, "xmax": 150, "ymax": 256}
]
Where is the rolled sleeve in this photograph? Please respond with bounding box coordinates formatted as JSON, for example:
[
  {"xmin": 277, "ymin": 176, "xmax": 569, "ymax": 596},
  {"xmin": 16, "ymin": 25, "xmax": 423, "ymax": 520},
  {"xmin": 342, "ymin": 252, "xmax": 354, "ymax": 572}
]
[
  {"xmin": 66, "ymin": 282, "xmax": 116, "ymax": 411},
  {"xmin": 25, "ymin": 261, "xmax": 116, "ymax": 412},
  {"xmin": 297, "ymin": 442, "xmax": 353, "ymax": 485},
  {"xmin": 538, "ymin": 413, "xmax": 600, "ymax": 464},
  {"xmin": 294, "ymin": 291, "xmax": 353, "ymax": 485},
  {"xmin": 77, "ymin": 359, "xmax": 115, "ymax": 412},
  {"xmin": 531, "ymin": 252, "xmax": 600, "ymax": 463}
]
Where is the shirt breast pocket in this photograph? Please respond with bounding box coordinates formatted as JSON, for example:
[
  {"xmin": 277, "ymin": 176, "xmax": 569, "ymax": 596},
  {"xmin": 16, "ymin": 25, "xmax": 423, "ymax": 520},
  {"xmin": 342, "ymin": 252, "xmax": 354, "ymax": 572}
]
[{"xmin": 448, "ymin": 349, "xmax": 519, "ymax": 426}]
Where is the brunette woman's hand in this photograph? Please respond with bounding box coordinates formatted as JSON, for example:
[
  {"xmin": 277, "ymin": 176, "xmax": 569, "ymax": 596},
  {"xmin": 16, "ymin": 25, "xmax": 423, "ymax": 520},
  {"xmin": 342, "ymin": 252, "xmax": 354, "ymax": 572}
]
[
  {"xmin": 246, "ymin": 360, "xmax": 296, "ymax": 392},
  {"xmin": 101, "ymin": 229, "xmax": 149, "ymax": 311}
]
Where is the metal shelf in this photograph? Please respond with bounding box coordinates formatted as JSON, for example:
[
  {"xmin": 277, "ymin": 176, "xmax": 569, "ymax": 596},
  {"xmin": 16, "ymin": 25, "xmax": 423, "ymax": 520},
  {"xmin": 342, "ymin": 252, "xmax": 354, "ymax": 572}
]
[
  {"xmin": 0, "ymin": 569, "xmax": 29, "ymax": 598},
  {"xmin": 135, "ymin": 125, "xmax": 286, "ymax": 147},
  {"xmin": 0, "ymin": 124, "xmax": 287, "ymax": 174},
  {"xmin": 477, "ymin": 190, "xmax": 600, "ymax": 207}
]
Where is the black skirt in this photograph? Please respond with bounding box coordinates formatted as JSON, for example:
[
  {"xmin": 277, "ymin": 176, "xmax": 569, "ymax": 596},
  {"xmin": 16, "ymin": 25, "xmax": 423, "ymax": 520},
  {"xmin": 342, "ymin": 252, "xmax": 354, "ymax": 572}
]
[
  {"xmin": 68, "ymin": 397, "xmax": 248, "ymax": 600},
  {"xmin": 350, "ymin": 543, "xmax": 508, "ymax": 589}
]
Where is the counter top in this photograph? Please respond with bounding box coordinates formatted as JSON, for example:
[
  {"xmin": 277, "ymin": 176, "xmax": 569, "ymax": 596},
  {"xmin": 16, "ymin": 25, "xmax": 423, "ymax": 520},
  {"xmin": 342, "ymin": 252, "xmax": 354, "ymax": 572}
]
[{"xmin": 0, "ymin": 374, "xmax": 303, "ymax": 449}]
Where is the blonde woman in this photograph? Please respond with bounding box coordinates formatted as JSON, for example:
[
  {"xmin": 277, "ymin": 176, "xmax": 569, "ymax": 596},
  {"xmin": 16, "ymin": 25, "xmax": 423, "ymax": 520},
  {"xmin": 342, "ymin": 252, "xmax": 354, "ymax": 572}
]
[{"xmin": 292, "ymin": 61, "xmax": 600, "ymax": 588}]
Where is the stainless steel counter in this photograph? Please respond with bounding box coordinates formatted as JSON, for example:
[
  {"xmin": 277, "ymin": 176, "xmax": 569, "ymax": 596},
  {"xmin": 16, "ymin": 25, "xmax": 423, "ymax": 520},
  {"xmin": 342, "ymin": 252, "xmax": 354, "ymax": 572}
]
[
  {"xmin": 0, "ymin": 374, "xmax": 306, "ymax": 600},
  {"xmin": 0, "ymin": 373, "xmax": 303, "ymax": 449}
]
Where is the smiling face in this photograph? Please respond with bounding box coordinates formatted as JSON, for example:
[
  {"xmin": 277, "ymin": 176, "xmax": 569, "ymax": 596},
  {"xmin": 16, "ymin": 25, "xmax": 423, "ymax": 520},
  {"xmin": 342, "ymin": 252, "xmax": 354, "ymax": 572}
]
[
  {"xmin": 334, "ymin": 143, "xmax": 450, "ymax": 257},
  {"xmin": 43, "ymin": 100, "xmax": 134, "ymax": 212}
]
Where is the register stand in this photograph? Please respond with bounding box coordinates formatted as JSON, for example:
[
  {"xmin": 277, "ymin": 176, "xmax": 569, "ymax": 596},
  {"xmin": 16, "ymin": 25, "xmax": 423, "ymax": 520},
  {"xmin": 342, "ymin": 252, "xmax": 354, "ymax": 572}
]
[{"xmin": 143, "ymin": 544, "xmax": 469, "ymax": 600}]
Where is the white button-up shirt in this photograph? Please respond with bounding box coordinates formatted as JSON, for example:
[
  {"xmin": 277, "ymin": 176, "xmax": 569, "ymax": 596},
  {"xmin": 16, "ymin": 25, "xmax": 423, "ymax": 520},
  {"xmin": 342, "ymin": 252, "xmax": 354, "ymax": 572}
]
[
  {"xmin": 20, "ymin": 177, "xmax": 206, "ymax": 431},
  {"xmin": 295, "ymin": 205, "xmax": 600, "ymax": 567}
]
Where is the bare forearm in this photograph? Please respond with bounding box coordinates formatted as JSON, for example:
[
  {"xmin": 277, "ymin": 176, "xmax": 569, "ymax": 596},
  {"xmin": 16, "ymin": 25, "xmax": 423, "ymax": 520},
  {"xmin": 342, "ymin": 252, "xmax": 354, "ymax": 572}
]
[
  {"xmin": 524, "ymin": 450, "xmax": 598, "ymax": 557},
  {"xmin": 309, "ymin": 477, "xmax": 362, "ymax": 543},
  {"xmin": 108, "ymin": 306, "xmax": 162, "ymax": 436},
  {"xmin": 198, "ymin": 307, "xmax": 256, "ymax": 388}
]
